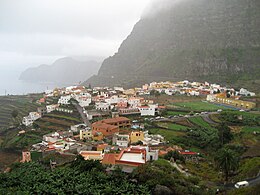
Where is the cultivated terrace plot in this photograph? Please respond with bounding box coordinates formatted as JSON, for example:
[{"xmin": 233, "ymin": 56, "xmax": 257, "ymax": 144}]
[
  {"xmin": 0, "ymin": 95, "xmax": 41, "ymax": 128},
  {"xmin": 172, "ymin": 101, "xmax": 230, "ymax": 112}
]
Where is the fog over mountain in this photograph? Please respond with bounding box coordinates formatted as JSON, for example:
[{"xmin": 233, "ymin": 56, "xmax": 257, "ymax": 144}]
[
  {"xmin": 20, "ymin": 57, "xmax": 102, "ymax": 85},
  {"xmin": 85, "ymin": 0, "xmax": 260, "ymax": 91},
  {"xmin": 0, "ymin": 0, "xmax": 149, "ymax": 77}
]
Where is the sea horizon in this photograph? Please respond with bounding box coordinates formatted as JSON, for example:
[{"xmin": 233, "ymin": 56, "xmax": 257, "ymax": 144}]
[{"xmin": 0, "ymin": 69, "xmax": 69, "ymax": 96}]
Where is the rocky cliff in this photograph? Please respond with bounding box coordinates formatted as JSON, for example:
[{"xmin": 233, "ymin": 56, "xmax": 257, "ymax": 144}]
[{"xmin": 85, "ymin": 0, "xmax": 260, "ymax": 91}]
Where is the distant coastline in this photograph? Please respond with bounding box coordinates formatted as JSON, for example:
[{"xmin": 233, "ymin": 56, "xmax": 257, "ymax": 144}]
[{"xmin": 0, "ymin": 70, "xmax": 67, "ymax": 96}]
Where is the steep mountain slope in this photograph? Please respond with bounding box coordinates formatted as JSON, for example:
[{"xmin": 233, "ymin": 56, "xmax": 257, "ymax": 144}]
[
  {"xmin": 85, "ymin": 0, "xmax": 260, "ymax": 91},
  {"xmin": 20, "ymin": 57, "xmax": 101, "ymax": 85}
]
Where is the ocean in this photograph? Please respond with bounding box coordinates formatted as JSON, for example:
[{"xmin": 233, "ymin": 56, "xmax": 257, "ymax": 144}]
[{"xmin": 0, "ymin": 70, "xmax": 66, "ymax": 96}]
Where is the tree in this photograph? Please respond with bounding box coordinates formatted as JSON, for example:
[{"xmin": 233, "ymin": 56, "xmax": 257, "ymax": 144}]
[
  {"xmin": 217, "ymin": 123, "xmax": 233, "ymax": 145},
  {"xmin": 11, "ymin": 109, "xmax": 18, "ymax": 118},
  {"xmin": 164, "ymin": 150, "xmax": 185, "ymax": 163},
  {"xmin": 214, "ymin": 148, "xmax": 239, "ymax": 183}
]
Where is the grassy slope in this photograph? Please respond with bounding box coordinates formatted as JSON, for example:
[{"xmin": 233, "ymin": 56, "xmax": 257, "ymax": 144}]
[
  {"xmin": 0, "ymin": 95, "xmax": 42, "ymax": 128},
  {"xmin": 173, "ymin": 101, "xmax": 230, "ymax": 111},
  {"xmin": 188, "ymin": 117, "xmax": 216, "ymax": 130}
]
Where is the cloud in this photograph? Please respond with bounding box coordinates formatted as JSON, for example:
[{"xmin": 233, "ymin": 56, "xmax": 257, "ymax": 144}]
[
  {"xmin": 142, "ymin": 0, "xmax": 184, "ymax": 18},
  {"xmin": 0, "ymin": 0, "xmax": 150, "ymax": 69},
  {"xmin": 0, "ymin": 33, "xmax": 121, "ymax": 57}
]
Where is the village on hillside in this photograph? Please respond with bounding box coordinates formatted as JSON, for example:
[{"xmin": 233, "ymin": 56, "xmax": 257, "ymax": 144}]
[{"xmin": 18, "ymin": 80, "xmax": 257, "ymax": 173}]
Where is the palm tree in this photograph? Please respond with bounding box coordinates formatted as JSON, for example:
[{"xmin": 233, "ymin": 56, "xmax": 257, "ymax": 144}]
[{"xmin": 214, "ymin": 148, "xmax": 239, "ymax": 183}]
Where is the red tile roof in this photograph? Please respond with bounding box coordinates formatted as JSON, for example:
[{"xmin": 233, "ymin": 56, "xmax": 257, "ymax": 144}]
[
  {"xmin": 92, "ymin": 122, "xmax": 118, "ymax": 130},
  {"xmin": 97, "ymin": 143, "xmax": 108, "ymax": 150},
  {"xmin": 102, "ymin": 153, "xmax": 118, "ymax": 165},
  {"xmin": 101, "ymin": 117, "xmax": 130, "ymax": 124},
  {"xmin": 179, "ymin": 151, "xmax": 197, "ymax": 155}
]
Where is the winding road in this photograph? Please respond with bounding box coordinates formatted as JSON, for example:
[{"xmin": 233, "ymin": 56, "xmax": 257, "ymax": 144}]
[{"xmin": 73, "ymin": 102, "xmax": 91, "ymax": 128}]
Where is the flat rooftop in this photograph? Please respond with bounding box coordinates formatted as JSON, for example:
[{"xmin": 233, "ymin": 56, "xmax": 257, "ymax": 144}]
[{"xmin": 120, "ymin": 153, "xmax": 145, "ymax": 164}]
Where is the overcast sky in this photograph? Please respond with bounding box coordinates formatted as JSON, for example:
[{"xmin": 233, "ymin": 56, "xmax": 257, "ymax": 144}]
[{"xmin": 0, "ymin": 0, "xmax": 151, "ymax": 71}]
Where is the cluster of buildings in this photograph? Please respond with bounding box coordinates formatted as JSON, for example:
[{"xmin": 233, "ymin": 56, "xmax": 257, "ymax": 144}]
[
  {"xmin": 25, "ymin": 120, "xmax": 198, "ymax": 172},
  {"xmin": 24, "ymin": 111, "xmax": 169, "ymax": 172},
  {"xmin": 20, "ymin": 80, "xmax": 256, "ymax": 172},
  {"xmin": 140, "ymin": 81, "xmax": 256, "ymax": 109}
]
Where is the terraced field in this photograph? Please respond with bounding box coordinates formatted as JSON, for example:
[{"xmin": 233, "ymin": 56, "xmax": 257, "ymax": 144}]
[
  {"xmin": 156, "ymin": 122, "xmax": 189, "ymax": 131},
  {"xmin": 34, "ymin": 110, "xmax": 82, "ymax": 131},
  {"xmin": 0, "ymin": 95, "xmax": 41, "ymax": 128},
  {"xmin": 172, "ymin": 101, "xmax": 229, "ymax": 112},
  {"xmin": 149, "ymin": 128, "xmax": 186, "ymax": 141},
  {"xmin": 188, "ymin": 117, "xmax": 216, "ymax": 130}
]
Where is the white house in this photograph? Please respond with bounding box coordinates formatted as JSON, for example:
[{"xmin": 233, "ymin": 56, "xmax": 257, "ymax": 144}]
[
  {"xmin": 29, "ymin": 112, "xmax": 41, "ymax": 121},
  {"xmin": 58, "ymin": 95, "xmax": 71, "ymax": 105},
  {"xmin": 22, "ymin": 112, "xmax": 41, "ymax": 126},
  {"xmin": 45, "ymin": 89, "xmax": 54, "ymax": 97},
  {"xmin": 112, "ymin": 133, "xmax": 129, "ymax": 148},
  {"xmin": 71, "ymin": 124, "xmax": 89, "ymax": 132},
  {"xmin": 206, "ymin": 94, "xmax": 216, "ymax": 102},
  {"xmin": 46, "ymin": 104, "xmax": 59, "ymax": 113},
  {"xmin": 78, "ymin": 97, "xmax": 91, "ymax": 107},
  {"xmin": 128, "ymin": 97, "xmax": 142, "ymax": 108},
  {"xmin": 189, "ymin": 90, "xmax": 200, "ymax": 96},
  {"xmin": 239, "ymin": 88, "xmax": 255, "ymax": 96},
  {"xmin": 114, "ymin": 87, "xmax": 124, "ymax": 92},
  {"xmin": 143, "ymin": 131, "xmax": 164, "ymax": 146},
  {"xmin": 165, "ymin": 89, "xmax": 175, "ymax": 96},
  {"xmin": 104, "ymin": 95, "xmax": 119, "ymax": 104},
  {"xmin": 138, "ymin": 104, "xmax": 158, "ymax": 116},
  {"xmin": 73, "ymin": 92, "xmax": 92, "ymax": 107},
  {"xmin": 22, "ymin": 116, "xmax": 34, "ymax": 126},
  {"xmin": 95, "ymin": 102, "xmax": 110, "ymax": 110}
]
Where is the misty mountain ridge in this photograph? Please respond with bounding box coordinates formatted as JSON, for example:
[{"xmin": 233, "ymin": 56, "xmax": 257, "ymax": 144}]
[
  {"xmin": 20, "ymin": 57, "xmax": 102, "ymax": 85},
  {"xmin": 85, "ymin": 0, "xmax": 260, "ymax": 91}
]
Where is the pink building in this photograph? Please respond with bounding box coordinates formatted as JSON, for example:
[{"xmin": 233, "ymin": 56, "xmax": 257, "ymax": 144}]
[{"xmin": 21, "ymin": 151, "xmax": 31, "ymax": 163}]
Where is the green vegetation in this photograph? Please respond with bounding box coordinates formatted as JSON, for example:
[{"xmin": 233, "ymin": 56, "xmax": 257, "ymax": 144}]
[
  {"xmin": 44, "ymin": 113, "xmax": 81, "ymax": 123},
  {"xmin": 149, "ymin": 128, "xmax": 185, "ymax": 142},
  {"xmin": 1, "ymin": 128, "xmax": 50, "ymax": 149},
  {"xmin": 168, "ymin": 123, "xmax": 189, "ymax": 131},
  {"xmin": 214, "ymin": 148, "xmax": 239, "ymax": 182},
  {"xmin": 228, "ymin": 183, "xmax": 260, "ymax": 195},
  {"xmin": 189, "ymin": 117, "xmax": 215, "ymax": 130},
  {"xmin": 220, "ymin": 111, "xmax": 260, "ymax": 126},
  {"xmin": 184, "ymin": 161, "xmax": 220, "ymax": 183},
  {"xmin": 164, "ymin": 110, "xmax": 189, "ymax": 116},
  {"xmin": 241, "ymin": 126, "xmax": 260, "ymax": 133},
  {"xmin": 156, "ymin": 122, "xmax": 188, "ymax": 131},
  {"xmin": 0, "ymin": 95, "xmax": 41, "ymax": 128},
  {"xmin": 0, "ymin": 156, "xmax": 215, "ymax": 195},
  {"xmin": 34, "ymin": 110, "xmax": 82, "ymax": 132},
  {"xmin": 235, "ymin": 157, "xmax": 260, "ymax": 181},
  {"xmin": 0, "ymin": 158, "xmax": 150, "ymax": 194},
  {"xmin": 132, "ymin": 159, "xmax": 212, "ymax": 194},
  {"xmin": 171, "ymin": 101, "xmax": 228, "ymax": 111}
]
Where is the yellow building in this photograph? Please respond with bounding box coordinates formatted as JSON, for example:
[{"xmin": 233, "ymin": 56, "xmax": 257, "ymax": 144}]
[
  {"xmin": 130, "ymin": 131, "xmax": 144, "ymax": 143},
  {"xmin": 80, "ymin": 130, "xmax": 92, "ymax": 140},
  {"xmin": 92, "ymin": 131, "xmax": 104, "ymax": 141},
  {"xmin": 215, "ymin": 97, "xmax": 256, "ymax": 109},
  {"xmin": 123, "ymin": 89, "xmax": 136, "ymax": 96}
]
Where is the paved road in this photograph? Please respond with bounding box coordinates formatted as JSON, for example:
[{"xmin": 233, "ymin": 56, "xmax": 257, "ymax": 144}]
[
  {"xmin": 73, "ymin": 102, "xmax": 92, "ymax": 127},
  {"xmin": 202, "ymin": 114, "xmax": 218, "ymax": 125},
  {"xmin": 221, "ymin": 172, "xmax": 260, "ymax": 190}
]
